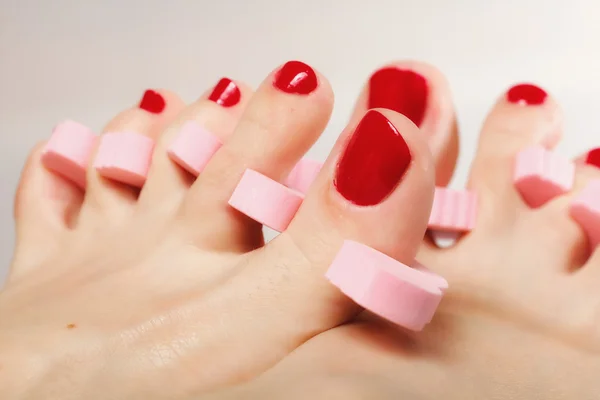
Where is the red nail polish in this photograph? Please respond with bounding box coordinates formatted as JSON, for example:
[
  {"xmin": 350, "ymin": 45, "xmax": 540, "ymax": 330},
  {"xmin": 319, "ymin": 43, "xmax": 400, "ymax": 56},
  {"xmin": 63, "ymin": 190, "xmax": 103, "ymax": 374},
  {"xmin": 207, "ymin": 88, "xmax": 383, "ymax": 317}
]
[
  {"xmin": 506, "ymin": 84, "xmax": 547, "ymax": 106},
  {"xmin": 335, "ymin": 110, "xmax": 412, "ymax": 206},
  {"xmin": 273, "ymin": 61, "xmax": 318, "ymax": 95},
  {"xmin": 139, "ymin": 90, "xmax": 166, "ymax": 114},
  {"xmin": 368, "ymin": 68, "xmax": 428, "ymax": 127},
  {"xmin": 209, "ymin": 78, "xmax": 241, "ymax": 107},
  {"xmin": 586, "ymin": 148, "xmax": 600, "ymax": 168}
]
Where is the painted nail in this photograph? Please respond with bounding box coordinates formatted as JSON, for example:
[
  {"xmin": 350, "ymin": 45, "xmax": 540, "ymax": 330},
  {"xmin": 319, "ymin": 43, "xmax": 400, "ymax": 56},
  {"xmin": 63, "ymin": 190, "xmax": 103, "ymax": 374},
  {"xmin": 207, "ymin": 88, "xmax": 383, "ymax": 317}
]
[
  {"xmin": 368, "ymin": 68, "xmax": 428, "ymax": 127},
  {"xmin": 506, "ymin": 84, "xmax": 547, "ymax": 106},
  {"xmin": 209, "ymin": 78, "xmax": 241, "ymax": 107},
  {"xmin": 335, "ymin": 110, "xmax": 412, "ymax": 206},
  {"xmin": 586, "ymin": 148, "xmax": 600, "ymax": 168},
  {"xmin": 273, "ymin": 61, "xmax": 318, "ymax": 95},
  {"xmin": 139, "ymin": 90, "xmax": 166, "ymax": 113}
]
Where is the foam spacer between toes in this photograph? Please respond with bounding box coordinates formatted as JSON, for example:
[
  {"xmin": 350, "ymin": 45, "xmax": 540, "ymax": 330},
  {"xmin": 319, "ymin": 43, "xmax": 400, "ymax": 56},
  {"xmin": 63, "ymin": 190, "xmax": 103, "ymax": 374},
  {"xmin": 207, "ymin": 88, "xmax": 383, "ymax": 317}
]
[
  {"xmin": 285, "ymin": 158, "xmax": 323, "ymax": 194},
  {"xmin": 514, "ymin": 145, "xmax": 574, "ymax": 208},
  {"xmin": 428, "ymin": 187, "xmax": 477, "ymax": 232},
  {"xmin": 93, "ymin": 132, "xmax": 155, "ymax": 188},
  {"xmin": 41, "ymin": 120, "xmax": 97, "ymax": 189},
  {"xmin": 228, "ymin": 169, "xmax": 304, "ymax": 232},
  {"xmin": 325, "ymin": 240, "xmax": 445, "ymax": 331},
  {"xmin": 570, "ymin": 179, "xmax": 600, "ymax": 248},
  {"xmin": 167, "ymin": 121, "xmax": 223, "ymax": 176}
]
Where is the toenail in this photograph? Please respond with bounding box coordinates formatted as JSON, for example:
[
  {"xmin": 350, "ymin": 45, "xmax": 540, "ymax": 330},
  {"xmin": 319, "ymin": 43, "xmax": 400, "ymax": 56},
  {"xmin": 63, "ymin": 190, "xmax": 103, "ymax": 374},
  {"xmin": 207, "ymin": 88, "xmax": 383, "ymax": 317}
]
[
  {"xmin": 514, "ymin": 146, "xmax": 574, "ymax": 208},
  {"xmin": 273, "ymin": 61, "xmax": 318, "ymax": 95},
  {"xmin": 41, "ymin": 120, "xmax": 97, "ymax": 189},
  {"xmin": 285, "ymin": 158, "xmax": 323, "ymax": 194},
  {"xmin": 428, "ymin": 187, "xmax": 478, "ymax": 232},
  {"xmin": 368, "ymin": 67, "xmax": 428, "ymax": 127},
  {"xmin": 334, "ymin": 110, "xmax": 412, "ymax": 206},
  {"xmin": 94, "ymin": 132, "xmax": 155, "ymax": 188},
  {"xmin": 325, "ymin": 240, "xmax": 445, "ymax": 331},
  {"xmin": 208, "ymin": 78, "xmax": 241, "ymax": 107},
  {"xmin": 570, "ymin": 179, "xmax": 600, "ymax": 248},
  {"xmin": 585, "ymin": 148, "xmax": 600, "ymax": 169},
  {"xmin": 506, "ymin": 83, "xmax": 547, "ymax": 106},
  {"xmin": 228, "ymin": 169, "xmax": 304, "ymax": 232},
  {"xmin": 139, "ymin": 89, "xmax": 166, "ymax": 113},
  {"xmin": 167, "ymin": 121, "xmax": 223, "ymax": 176}
]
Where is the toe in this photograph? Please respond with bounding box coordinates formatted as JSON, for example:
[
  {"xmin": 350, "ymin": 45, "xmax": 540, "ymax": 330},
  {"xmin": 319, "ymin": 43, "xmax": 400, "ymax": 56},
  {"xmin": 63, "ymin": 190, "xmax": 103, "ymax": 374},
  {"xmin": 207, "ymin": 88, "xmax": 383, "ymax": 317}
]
[
  {"xmin": 10, "ymin": 142, "xmax": 82, "ymax": 280},
  {"xmin": 219, "ymin": 110, "xmax": 434, "ymax": 356},
  {"xmin": 180, "ymin": 61, "xmax": 333, "ymax": 251},
  {"xmin": 468, "ymin": 83, "xmax": 562, "ymax": 223},
  {"xmin": 78, "ymin": 89, "xmax": 184, "ymax": 224},
  {"xmin": 137, "ymin": 78, "xmax": 253, "ymax": 215},
  {"xmin": 350, "ymin": 61, "xmax": 458, "ymax": 186}
]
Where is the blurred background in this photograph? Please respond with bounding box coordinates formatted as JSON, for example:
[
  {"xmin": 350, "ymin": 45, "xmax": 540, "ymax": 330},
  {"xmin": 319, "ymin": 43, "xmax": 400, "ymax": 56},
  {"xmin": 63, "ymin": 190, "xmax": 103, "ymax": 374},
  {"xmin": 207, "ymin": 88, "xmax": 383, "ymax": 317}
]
[{"xmin": 1, "ymin": 0, "xmax": 600, "ymax": 281}]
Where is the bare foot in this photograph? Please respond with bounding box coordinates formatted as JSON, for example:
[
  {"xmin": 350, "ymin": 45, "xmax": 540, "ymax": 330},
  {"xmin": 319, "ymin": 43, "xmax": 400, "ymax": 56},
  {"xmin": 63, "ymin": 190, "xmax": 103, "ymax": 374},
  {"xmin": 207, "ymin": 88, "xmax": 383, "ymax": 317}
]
[{"xmin": 1, "ymin": 60, "xmax": 436, "ymax": 399}]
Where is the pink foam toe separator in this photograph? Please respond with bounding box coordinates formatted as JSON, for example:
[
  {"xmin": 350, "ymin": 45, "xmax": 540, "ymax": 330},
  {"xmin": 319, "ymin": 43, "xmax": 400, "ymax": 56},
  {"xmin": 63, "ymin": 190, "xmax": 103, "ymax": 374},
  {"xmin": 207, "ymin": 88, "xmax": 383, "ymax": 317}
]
[
  {"xmin": 167, "ymin": 121, "xmax": 223, "ymax": 176},
  {"xmin": 229, "ymin": 169, "xmax": 304, "ymax": 232},
  {"xmin": 428, "ymin": 187, "xmax": 477, "ymax": 232},
  {"xmin": 285, "ymin": 159, "xmax": 323, "ymax": 194},
  {"xmin": 570, "ymin": 179, "xmax": 600, "ymax": 248},
  {"xmin": 411, "ymin": 260, "xmax": 449, "ymax": 292},
  {"xmin": 94, "ymin": 132, "xmax": 155, "ymax": 188},
  {"xmin": 514, "ymin": 146, "xmax": 574, "ymax": 208},
  {"xmin": 41, "ymin": 120, "xmax": 97, "ymax": 188},
  {"xmin": 326, "ymin": 241, "xmax": 445, "ymax": 331}
]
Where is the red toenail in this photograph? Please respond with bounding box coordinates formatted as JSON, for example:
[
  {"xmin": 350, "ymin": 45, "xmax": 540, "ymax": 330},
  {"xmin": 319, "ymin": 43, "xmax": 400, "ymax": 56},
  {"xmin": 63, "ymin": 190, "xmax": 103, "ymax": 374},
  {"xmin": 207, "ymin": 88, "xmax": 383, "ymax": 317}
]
[
  {"xmin": 335, "ymin": 110, "xmax": 412, "ymax": 206},
  {"xmin": 273, "ymin": 61, "xmax": 318, "ymax": 95},
  {"xmin": 139, "ymin": 90, "xmax": 166, "ymax": 113},
  {"xmin": 368, "ymin": 68, "xmax": 428, "ymax": 127},
  {"xmin": 506, "ymin": 83, "xmax": 547, "ymax": 106},
  {"xmin": 586, "ymin": 148, "xmax": 600, "ymax": 168},
  {"xmin": 209, "ymin": 78, "xmax": 241, "ymax": 107}
]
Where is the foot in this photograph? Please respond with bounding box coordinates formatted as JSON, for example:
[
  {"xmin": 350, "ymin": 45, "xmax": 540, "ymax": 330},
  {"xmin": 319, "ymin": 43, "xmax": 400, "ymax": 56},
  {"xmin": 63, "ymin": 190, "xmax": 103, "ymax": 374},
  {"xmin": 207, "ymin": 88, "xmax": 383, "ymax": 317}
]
[
  {"xmin": 230, "ymin": 78, "xmax": 600, "ymax": 399},
  {"xmin": 1, "ymin": 61, "xmax": 437, "ymax": 399}
]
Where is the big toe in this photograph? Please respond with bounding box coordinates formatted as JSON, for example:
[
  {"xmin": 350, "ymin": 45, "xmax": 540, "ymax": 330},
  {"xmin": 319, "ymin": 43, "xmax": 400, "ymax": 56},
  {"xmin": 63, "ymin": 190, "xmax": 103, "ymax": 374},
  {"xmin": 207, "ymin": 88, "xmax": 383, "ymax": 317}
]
[{"xmin": 215, "ymin": 109, "xmax": 436, "ymax": 363}]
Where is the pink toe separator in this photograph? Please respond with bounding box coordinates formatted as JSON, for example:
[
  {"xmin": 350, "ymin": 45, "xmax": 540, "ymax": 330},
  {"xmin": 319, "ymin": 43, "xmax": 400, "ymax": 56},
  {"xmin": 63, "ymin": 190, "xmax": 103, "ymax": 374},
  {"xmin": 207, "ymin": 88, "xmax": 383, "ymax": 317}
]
[
  {"xmin": 326, "ymin": 240, "xmax": 446, "ymax": 331},
  {"xmin": 285, "ymin": 158, "xmax": 323, "ymax": 194},
  {"xmin": 428, "ymin": 187, "xmax": 477, "ymax": 232},
  {"xmin": 229, "ymin": 169, "xmax": 304, "ymax": 232},
  {"xmin": 41, "ymin": 120, "xmax": 97, "ymax": 189},
  {"xmin": 570, "ymin": 179, "xmax": 600, "ymax": 248},
  {"xmin": 94, "ymin": 132, "xmax": 155, "ymax": 188},
  {"xmin": 514, "ymin": 145, "xmax": 574, "ymax": 208},
  {"xmin": 167, "ymin": 121, "xmax": 223, "ymax": 176}
]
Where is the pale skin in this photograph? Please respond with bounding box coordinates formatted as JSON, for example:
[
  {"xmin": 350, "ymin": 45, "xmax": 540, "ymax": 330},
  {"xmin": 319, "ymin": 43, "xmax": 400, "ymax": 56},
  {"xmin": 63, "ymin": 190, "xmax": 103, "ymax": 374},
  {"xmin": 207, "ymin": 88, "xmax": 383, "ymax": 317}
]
[{"xmin": 1, "ymin": 60, "xmax": 599, "ymax": 399}]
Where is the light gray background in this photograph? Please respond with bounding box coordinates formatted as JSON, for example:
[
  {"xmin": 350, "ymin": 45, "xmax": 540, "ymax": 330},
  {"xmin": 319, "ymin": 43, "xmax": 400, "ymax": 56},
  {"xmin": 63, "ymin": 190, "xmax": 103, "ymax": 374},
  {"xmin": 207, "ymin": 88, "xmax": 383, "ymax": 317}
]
[{"xmin": 1, "ymin": 0, "xmax": 600, "ymax": 281}]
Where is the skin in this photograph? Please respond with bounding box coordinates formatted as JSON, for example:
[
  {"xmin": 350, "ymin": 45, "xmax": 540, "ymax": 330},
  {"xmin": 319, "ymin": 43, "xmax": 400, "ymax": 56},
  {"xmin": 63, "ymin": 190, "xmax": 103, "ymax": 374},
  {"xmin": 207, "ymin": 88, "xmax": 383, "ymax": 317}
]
[{"xmin": 2, "ymin": 61, "xmax": 599, "ymax": 399}]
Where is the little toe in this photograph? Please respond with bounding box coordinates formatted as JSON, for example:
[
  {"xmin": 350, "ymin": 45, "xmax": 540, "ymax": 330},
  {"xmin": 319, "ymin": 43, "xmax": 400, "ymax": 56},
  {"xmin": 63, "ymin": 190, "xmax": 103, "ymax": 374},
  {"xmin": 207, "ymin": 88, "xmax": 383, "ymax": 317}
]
[
  {"xmin": 10, "ymin": 142, "xmax": 83, "ymax": 281},
  {"xmin": 351, "ymin": 61, "xmax": 459, "ymax": 185},
  {"xmin": 78, "ymin": 89, "xmax": 184, "ymax": 224}
]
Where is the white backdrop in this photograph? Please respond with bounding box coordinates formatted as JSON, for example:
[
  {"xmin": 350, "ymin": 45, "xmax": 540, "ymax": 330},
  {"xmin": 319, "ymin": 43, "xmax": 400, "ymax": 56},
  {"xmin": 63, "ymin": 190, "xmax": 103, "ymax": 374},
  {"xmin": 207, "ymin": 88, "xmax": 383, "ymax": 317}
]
[{"xmin": 2, "ymin": 0, "xmax": 600, "ymax": 281}]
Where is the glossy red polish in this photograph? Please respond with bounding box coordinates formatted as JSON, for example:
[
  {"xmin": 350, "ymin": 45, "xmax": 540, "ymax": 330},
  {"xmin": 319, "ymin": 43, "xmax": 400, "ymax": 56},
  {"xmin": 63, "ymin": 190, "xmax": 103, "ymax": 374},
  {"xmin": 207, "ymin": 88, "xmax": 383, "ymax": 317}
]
[
  {"xmin": 506, "ymin": 84, "xmax": 547, "ymax": 106},
  {"xmin": 335, "ymin": 110, "xmax": 412, "ymax": 206},
  {"xmin": 368, "ymin": 68, "xmax": 428, "ymax": 127},
  {"xmin": 273, "ymin": 61, "xmax": 318, "ymax": 95},
  {"xmin": 139, "ymin": 90, "xmax": 166, "ymax": 114},
  {"xmin": 209, "ymin": 78, "xmax": 241, "ymax": 107},
  {"xmin": 586, "ymin": 148, "xmax": 600, "ymax": 168}
]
